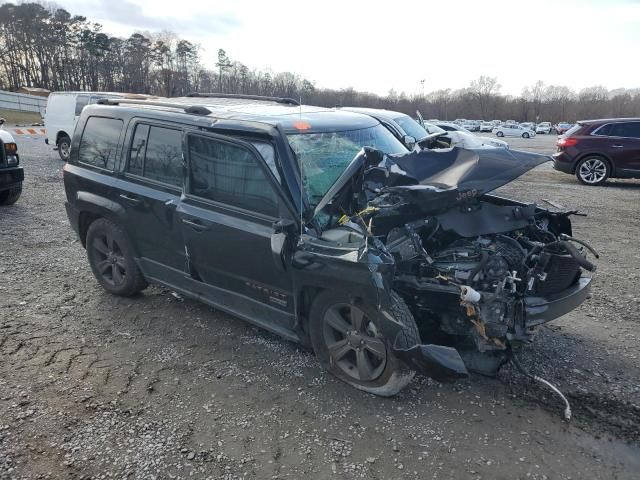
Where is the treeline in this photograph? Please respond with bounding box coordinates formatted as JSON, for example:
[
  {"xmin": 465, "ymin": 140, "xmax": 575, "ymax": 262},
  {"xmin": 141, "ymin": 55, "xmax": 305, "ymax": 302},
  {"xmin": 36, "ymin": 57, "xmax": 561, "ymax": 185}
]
[{"xmin": 1, "ymin": 2, "xmax": 639, "ymax": 123}]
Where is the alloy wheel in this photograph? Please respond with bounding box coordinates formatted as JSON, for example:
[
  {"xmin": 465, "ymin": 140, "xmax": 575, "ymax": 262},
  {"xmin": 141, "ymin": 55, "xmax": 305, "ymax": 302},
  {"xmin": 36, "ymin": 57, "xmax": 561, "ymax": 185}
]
[
  {"xmin": 322, "ymin": 303, "xmax": 387, "ymax": 382},
  {"xmin": 579, "ymin": 158, "xmax": 607, "ymax": 184},
  {"xmin": 92, "ymin": 232, "xmax": 127, "ymax": 286}
]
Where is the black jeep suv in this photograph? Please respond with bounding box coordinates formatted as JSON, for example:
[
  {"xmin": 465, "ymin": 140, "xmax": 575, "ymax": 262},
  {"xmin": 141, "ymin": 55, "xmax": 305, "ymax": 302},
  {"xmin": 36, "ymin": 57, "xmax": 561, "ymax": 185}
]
[
  {"xmin": 0, "ymin": 131, "xmax": 23, "ymax": 206},
  {"xmin": 63, "ymin": 94, "xmax": 597, "ymax": 395}
]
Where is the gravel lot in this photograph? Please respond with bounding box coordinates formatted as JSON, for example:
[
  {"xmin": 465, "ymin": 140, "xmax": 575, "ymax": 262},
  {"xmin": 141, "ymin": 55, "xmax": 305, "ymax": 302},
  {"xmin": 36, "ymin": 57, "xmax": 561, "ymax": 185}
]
[{"xmin": 1, "ymin": 131, "xmax": 639, "ymax": 479}]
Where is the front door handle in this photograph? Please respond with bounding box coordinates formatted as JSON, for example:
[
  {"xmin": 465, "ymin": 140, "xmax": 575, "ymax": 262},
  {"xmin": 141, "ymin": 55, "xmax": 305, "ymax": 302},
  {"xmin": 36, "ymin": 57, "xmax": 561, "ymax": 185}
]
[
  {"xmin": 182, "ymin": 218, "xmax": 210, "ymax": 232},
  {"xmin": 119, "ymin": 193, "xmax": 141, "ymax": 205},
  {"xmin": 611, "ymin": 144, "xmax": 624, "ymax": 148}
]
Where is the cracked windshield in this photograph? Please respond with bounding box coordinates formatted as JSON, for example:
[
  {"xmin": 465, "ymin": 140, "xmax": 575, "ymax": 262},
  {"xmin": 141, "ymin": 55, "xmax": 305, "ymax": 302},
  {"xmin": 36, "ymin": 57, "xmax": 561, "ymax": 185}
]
[{"xmin": 287, "ymin": 124, "xmax": 407, "ymax": 206}]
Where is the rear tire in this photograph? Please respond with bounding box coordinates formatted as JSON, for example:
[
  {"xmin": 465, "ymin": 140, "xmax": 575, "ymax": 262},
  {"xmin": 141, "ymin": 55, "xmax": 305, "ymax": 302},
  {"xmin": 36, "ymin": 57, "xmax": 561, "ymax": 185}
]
[
  {"xmin": 575, "ymin": 156, "xmax": 610, "ymax": 186},
  {"xmin": 86, "ymin": 218, "xmax": 148, "ymax": 296},
  {"xmin": 496, "ymin": 131, "xmax": 504, "ymax": 137},
  {"xmin": 309, "ymin": 290, "xmax": 418, "ymax": 396},
  {"xmin": 0, "ymin": 183, "xmax": 22, "ymax": 206},
  {"xmin": 57, "ymin": 135, "xmax": 71, "ymax": 161}
]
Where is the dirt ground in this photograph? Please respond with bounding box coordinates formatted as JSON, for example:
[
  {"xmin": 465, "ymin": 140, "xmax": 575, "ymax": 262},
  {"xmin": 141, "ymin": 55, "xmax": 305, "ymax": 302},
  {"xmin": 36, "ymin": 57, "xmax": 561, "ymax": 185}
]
[
  {"xmin": 1, "ymin": 132, "xmax": 639, "ymax": 480},
  {"xmin": 0, "ymin": 110, "xmax": 42, "ymax": 126}
]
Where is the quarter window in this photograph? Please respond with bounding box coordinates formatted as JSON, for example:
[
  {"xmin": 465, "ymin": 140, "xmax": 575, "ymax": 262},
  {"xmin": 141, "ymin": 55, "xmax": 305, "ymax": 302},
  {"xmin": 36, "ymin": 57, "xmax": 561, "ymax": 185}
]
[
  {"xmin": 126, "ymin": 124, "xmax": 183, "ymax": 187},
  {"xmin": 77, "ymin": 117, "xmax": 123, "ymax": 171},
  {"xmin": 592, "ymin": 124, "xmax": 612, "ymax": 136},
  {"xmin": 187, "ymin": 135, "xmax": 279, "ymax": 217}
]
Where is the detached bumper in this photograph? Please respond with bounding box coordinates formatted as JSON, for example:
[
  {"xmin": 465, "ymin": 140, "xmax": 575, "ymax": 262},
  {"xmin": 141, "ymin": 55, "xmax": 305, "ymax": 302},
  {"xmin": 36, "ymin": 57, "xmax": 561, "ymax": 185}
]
[
  {"xmin": 393, "ymin": 344, "xmax": 469, "ymax": 382},
  {"xmin": 0, "ymin": 167, "xmax": 24, "ymax": 190},
  {"xmin": 525, "ymin": 277, "xmax": 592, "ymax": 327},
  {"xmin": 377, "ymin": 306, "xmax": 469, "ymax": 382}
]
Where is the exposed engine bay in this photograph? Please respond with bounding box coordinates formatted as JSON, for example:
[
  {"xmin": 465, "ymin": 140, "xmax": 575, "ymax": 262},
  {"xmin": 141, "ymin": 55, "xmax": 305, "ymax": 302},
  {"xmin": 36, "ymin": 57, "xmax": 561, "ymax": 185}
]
[{"xmin": 310, "ymin": 146, "xmax": 597, "ymax": 376}]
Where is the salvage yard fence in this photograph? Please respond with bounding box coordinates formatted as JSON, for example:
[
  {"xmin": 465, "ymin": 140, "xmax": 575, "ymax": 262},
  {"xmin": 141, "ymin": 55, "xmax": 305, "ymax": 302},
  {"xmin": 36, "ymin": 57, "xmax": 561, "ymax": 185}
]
[{"xmin": 0, "ymin": 90, "xmax": 47, "ymax": 114}]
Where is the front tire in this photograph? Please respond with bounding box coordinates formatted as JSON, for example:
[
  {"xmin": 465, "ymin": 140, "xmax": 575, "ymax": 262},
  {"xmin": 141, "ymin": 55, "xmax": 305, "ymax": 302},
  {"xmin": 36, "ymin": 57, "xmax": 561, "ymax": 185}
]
[
  {"xmin": 309, "ymin": 290, "xmax": 418, "ymax": 396},
  {"xmin": 86, "ymin": 218, "xmax": 148, "ymax": 296},
  {"xmin": 522, "ymin": 132, "xmax": 530, "ymax": 138},
  {"xmin": 57, "ymin": 135, "xmax": 71, "ymax": 161},
  {"xmin": 576, "ymin": 156, "xmax": 610, "ymax": 185},
  {"xmin": 496, "ymin": 131, "xmax": 504, "ymax": 137},
  {"xmin": 0, "ymin": 184, "xmax": 22, "ymax": 206}
]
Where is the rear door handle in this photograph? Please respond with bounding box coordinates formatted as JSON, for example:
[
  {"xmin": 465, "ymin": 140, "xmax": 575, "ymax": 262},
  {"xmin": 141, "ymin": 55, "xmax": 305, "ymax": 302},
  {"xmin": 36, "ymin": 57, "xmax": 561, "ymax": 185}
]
[
  {"xmin": 119, "ymin": 193, "xmax": 141, "ymax": 205},
  {"xmin": 182, "ymin": 218, "xmax": 210, "ymax": 232},
  {"xmin": 611, "ymin": 144, "xmax": 624, "ymax": 148}
]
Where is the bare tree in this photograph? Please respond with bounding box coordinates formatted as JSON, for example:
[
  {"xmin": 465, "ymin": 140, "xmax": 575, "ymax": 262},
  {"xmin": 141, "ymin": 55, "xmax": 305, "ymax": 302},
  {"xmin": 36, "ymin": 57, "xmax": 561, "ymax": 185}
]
[
  {"xmin": 469, "ymin": 76, "xmax": 501, "ymax": 119},
  {"xmin": 0, "ymin": 2, "xmax": 638, "ymax": 123}
]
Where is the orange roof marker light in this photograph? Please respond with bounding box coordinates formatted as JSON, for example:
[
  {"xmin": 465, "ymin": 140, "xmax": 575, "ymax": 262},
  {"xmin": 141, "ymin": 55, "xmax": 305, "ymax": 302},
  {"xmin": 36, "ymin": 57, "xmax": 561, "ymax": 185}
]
[{"xmin": 292, "ymin": 120, "xmax": 311, "ymax": 131}]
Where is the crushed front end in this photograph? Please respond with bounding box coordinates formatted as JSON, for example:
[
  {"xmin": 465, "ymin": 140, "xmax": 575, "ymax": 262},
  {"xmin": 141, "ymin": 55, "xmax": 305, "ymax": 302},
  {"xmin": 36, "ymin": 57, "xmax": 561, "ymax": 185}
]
[
  {"xmin": 306, "ymin": 146, "xmax": 596, "ymax": 379},
  {"xmin": 385, "ymin": 195, "xmax": 595, "ymax": 375}
]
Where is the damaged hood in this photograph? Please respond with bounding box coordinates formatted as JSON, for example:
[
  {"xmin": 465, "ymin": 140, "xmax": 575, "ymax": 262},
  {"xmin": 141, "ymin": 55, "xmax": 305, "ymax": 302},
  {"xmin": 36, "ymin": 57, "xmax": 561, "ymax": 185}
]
[{"xmin": 313, "ymin": 146, "xmax": 551, "ymax": 218}]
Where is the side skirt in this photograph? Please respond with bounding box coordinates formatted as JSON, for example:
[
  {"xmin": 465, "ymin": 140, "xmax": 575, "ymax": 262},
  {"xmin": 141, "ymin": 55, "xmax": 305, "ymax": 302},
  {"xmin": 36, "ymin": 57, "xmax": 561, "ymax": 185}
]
[{"xmin": 139, "ymin": 258, "xmax": 300, "ymax": 343}]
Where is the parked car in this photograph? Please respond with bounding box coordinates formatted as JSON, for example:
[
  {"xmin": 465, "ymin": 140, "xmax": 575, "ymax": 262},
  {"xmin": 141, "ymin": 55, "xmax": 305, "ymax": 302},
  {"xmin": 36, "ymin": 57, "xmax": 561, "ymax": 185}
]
[
  {"xmin": 44, "ymin": 91, "xmax": 155, "ymax": 161},
  {"xmin": 519, "ymin": 122, "xmax": 535, "ymax": 130},
  {"xmin": 63, "ymin": 93, "xmax": 596, "ymax": 396},
  {"xmin": 505, "ymin": 120, "xmax": 516, "ymax": 125},
  {"xmin": 493, "ymin": 124, "xmax": 536, "ymax": 138},
  {"xmin": 339, "ymin": 107, "xmax": 435, "ymax": 151},
  {"xmin": 333, "ymin": 108, "xmax": 507, "ymax": 153},
  {"xmin": 0, "ymin": 120, "xmax": 23, "ymax": 205},
  {"xmin": 553, "ymin": 118, "xmax": 640, "ymax": 185},
  {"xmin": 479, "ymin": 121, "xmax": 494, "ymax": 132},
  {"xmin": 491, "ymin": 120, "xmax": 502, "ymax": 126},
  {"xmin": 535, "ymin": 122, "xmax": 553, "ymax": 134},
  {"xmin": 436, "ymin": 122, "xmax": 510, "ymax": 149},
  {"xmin": 461, "ymin": 121, "xmax": 478, "ymax": 132},
  {"xmin": 555, "ymin": 123, "xmax": 574, "ymax": 135}
]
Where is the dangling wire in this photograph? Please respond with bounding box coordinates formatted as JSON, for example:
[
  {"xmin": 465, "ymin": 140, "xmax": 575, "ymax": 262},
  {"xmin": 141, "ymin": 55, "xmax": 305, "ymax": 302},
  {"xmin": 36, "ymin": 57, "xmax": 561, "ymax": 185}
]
[{"xmin": 511, "ymin": 354, "xmax": 572, "ymax": 421}]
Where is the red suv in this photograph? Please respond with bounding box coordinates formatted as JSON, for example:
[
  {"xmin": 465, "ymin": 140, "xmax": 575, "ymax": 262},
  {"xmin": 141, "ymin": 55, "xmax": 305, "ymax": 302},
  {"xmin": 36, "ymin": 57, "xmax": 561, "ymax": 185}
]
[{"xmin": 553, "ymin": 118, "xmax": 640, "ymax": 185}]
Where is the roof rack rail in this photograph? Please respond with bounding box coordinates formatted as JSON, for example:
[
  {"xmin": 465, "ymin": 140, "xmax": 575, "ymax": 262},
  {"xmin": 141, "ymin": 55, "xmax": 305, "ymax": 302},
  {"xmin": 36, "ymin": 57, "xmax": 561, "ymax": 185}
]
[
  {"xmin": 186, "ymin": 92, "xmax": 300, "ymax": 106},
  {"xmin": 96, "ymin": 98, "xmax": 212, "ymax": 115}
]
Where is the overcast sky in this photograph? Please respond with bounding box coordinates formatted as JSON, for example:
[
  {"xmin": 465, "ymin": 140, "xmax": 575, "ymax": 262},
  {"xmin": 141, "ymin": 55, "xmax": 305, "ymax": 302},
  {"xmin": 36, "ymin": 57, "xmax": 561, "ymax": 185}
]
[{"xmin": 47, "ymin": 0, "xmax": 640, "ymax": 96}]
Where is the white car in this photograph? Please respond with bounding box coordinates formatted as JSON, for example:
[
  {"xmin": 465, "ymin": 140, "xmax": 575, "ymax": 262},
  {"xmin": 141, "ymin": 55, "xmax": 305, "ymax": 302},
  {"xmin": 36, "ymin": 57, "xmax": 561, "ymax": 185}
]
[
  {"xmin": 0, "ymin": 122, "xmax": 22, "ymax": 205},
  {"xmin": 492, "ymin": 124, "xmax": 536, "ymax": 138},
  {"xmin": 535, "ymin": 122, "xmax": 552, "ymax": 134},
  {"xmin": 435, "ymin": 122, "xmax": 510, "ymax": 149},
  {"xmin": 461, "ymin": 121, "xmax": 478, "ymax": 132},
  {"xmin": 519, "ymin": 122, "xmax": 535, "ymax": 130},
  {"xmin": 479, "ymin": 121, "xmax": 494, "ymax": 132}
]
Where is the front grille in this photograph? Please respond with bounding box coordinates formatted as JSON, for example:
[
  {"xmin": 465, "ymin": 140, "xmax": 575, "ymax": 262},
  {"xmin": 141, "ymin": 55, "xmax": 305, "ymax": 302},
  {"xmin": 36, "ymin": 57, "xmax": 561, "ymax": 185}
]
[{"xmin": 536, "ymin": 253, "xmax": 581, "ymax": 296}]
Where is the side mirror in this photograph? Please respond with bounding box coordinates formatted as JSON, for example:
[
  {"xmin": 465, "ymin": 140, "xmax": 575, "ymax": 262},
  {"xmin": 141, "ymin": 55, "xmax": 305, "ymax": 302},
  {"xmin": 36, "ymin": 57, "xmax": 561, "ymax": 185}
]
[
  {"xmin": 403, "ymin": 135, "xmax": 417, "ymax": 150},
  {"xmin": 272, "ymin": 218, "xmax": 297, "ymax": 235}
]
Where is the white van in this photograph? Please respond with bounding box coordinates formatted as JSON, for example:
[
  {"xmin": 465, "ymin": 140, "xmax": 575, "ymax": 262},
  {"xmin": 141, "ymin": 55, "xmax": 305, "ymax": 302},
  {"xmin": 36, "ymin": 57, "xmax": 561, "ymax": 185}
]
[{"xmin": 44, "ymin": 92, "xmax": 154, "ymax": 161}]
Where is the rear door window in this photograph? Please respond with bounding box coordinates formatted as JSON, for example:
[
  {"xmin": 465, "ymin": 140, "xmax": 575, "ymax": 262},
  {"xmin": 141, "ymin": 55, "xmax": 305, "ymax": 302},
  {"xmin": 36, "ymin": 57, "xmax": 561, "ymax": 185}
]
[
  {"xmin": 609, "ymin": 122, "xmax": 640, "ymax": 138},
  {"xmin": 187, "ymin": 134, "xmax": 279, "ymax": 217},
  {"xmin": 126, "ymin": 124, "xmax": 183, "ymax": 187},
  {"xmin": 77, "ymin": 116, "xmax": 123, "ymax": 170}
]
